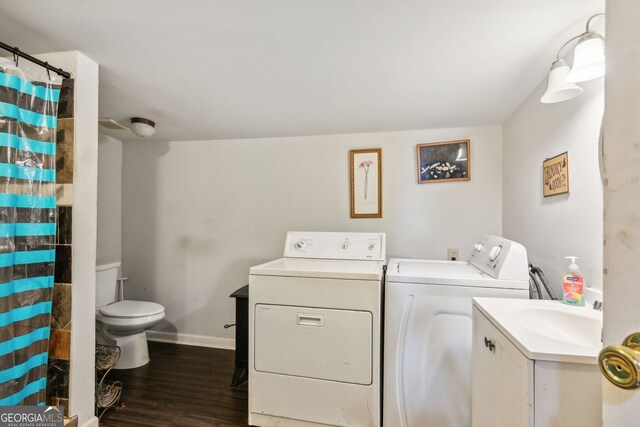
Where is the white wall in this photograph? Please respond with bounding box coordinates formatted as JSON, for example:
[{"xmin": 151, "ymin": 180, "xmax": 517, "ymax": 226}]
[
  {"xmin": 69, "ymin": 52, "xmax": 99, "ymax": 427},
  {"xmin": 122, "ymin": 126, "xmax": 502, "ymax": 345},
  {"xmin": 503, "ymin": 76, "xmax": 604, "ymax": 296},
  {"xmin": 31, "ymin": 51, "xmax": 99, "ymax": 427},
  {"xmin": 97, "ymin": 134, "xmax": 122, "ymax": 264}
]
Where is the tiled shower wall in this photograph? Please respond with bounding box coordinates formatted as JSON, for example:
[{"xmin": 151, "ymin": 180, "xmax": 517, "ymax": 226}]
[{"xmin": 47, "ymin": 78, "xmax": 74, "ymax": 414}]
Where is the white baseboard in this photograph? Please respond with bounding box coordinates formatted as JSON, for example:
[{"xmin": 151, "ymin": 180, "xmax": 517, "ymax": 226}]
[
  {"xmin": 146, "ymin": 330, "xmax": 235, "ymax": 350},
  {"xmin": 79, "ymin": 415, "xmax": 99, "ymax": 427}
]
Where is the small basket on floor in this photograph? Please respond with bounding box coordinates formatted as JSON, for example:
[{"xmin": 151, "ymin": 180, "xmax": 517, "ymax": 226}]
[
  {"xmin": 96, "ymin": 380, "xmax": 122, "ymax": 409},
  {"xmin": 96, "ymin": 344, "xmax": 121, "ymax": 371}
]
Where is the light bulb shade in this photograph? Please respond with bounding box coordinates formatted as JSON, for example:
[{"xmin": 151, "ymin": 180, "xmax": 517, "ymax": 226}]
[
  {"xmin": 130, "ymin": 117, "xmax": 156, "ymax": 137},
  {"xmin": 566, "ymin": 34, "xmax": 605, "ymax": 82},
  {"xmin": 540, "ymin": 61, "xmax": 583, "ymax": 104}
]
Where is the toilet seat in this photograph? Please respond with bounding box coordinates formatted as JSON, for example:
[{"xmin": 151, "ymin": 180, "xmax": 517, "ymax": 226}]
[{"xmin": 99, "ymin": 300, "xmax": 164, "ymax": 318}]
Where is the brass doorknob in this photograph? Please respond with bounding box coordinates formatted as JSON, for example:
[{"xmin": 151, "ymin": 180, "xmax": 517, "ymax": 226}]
[{"xmin": 599, "ymin": 332, "xmax": 640, "ymax": 390}]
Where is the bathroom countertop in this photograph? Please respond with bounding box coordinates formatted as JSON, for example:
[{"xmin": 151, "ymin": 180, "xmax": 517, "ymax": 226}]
[{"xmin": 473, "ymin": 297, "xmax": 602, "ymax": 365}]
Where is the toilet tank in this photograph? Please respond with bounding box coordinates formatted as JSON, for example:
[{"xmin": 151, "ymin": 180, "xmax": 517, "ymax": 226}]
[{"xmin": 96, "ymin": 262, "xmax": 121, "ymax": 308}]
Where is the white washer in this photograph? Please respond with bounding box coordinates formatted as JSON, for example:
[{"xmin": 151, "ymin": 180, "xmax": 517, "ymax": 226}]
[
  {"xmin": 249, "ymin": 231, "xmax": 386, "ymax": 427},
  {"xmin": 383, "ymin": 235, "xmax": 529, "ymax": 427}
]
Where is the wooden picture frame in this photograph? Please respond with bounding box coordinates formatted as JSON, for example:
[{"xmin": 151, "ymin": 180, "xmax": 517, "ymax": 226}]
[
  {"xmin": 417, "ymin": 139, "xmax": 471, "ymax": 183},
  {"xmin": 350, "ymin": 148, "xmax": 382, "ymax": 218},
  {"xmin": 543, "ymin": 152, "xmax": 569, "ymax": 197}
]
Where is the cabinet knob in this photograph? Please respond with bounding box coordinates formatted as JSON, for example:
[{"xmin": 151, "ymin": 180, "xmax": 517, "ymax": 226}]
[
  {"xmin": 599, "ymin": 332, "xmax": 640, "ymax": 390},
  {"xmin": 484, "ymin": 337, "xmax": 495, "ymax": 352}
]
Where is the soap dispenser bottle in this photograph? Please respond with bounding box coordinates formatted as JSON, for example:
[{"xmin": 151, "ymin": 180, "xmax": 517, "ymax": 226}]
[{"xmin": 562, "ymin": 256, "xmax": 585, "ymax": 306}]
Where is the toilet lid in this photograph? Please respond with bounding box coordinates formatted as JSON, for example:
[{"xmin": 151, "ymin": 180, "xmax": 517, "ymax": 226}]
[{"xmin": 99, "ymin": 300, "xmax": 164, "ymax": 318}]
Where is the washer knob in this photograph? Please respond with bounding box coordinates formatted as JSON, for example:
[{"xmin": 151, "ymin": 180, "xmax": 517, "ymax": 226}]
[
  {"xmin": 474, "ymin": 243, "xmax": 484, "ymax": 252},
  {"xmin": 342, "ymin": 242, "xmax": 349, "ymax": 250},
  {"xmin": 489, "ymin": 245, "xmax": 502, "ymax": 261},
  {"xmin": 368, "ymin": 244, "xmax": 375, "ymax": 250},
  {"xmin": 295, "ymin": 240, "xmax": 307, "ymax": 250}
]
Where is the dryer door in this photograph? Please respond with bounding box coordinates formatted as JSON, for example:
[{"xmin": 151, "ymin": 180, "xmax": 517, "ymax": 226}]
[{"xmin": 254, "ymin": 304, "xmax": 372, "ymax": 385}]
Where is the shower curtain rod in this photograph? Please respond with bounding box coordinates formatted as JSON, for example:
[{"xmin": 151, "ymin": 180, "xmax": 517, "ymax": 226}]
[{"xmin": 0, "ymin": 41, "xmax": 71, "ymax": 79}]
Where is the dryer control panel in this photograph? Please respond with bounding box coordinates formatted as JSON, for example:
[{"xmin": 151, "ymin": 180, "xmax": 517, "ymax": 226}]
[
  {"xmin": 468, "ymin": 235, "xmax": 528, "ymax": 281},
  {"xmin": 284, "ymin": 231, "xmax": 386, "ymax": 261}
]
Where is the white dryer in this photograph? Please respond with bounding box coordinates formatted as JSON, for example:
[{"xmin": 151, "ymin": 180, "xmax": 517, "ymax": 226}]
[
  {"xmin": 383, "ymin": 235, "xmax": 529, "ymax": 427},
  {"xmin": 249, "ymin": 231, "xmax": 385, "ymax": 427}
]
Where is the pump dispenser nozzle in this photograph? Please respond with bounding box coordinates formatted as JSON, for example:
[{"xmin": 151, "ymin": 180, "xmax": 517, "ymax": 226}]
[{"xmin": 565, "ymin": 256, "xmax": 580, "ymax": 272}]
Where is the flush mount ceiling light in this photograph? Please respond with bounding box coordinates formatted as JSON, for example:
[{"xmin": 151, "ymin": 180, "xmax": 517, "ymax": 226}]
[
  {"xmin": 130, "ymin": 117, "xmax": 156, "ymax": 137},
  {"xmin": 98, "ymin": 117, "xmax": 157, "ymax": 137},
  {"xmin": 541, "ymin": 13, "xmax": 605, "ymax": 104}
]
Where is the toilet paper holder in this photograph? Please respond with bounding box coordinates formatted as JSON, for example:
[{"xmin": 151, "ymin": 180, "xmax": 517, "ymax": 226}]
[{"xmin": 599, "ymin": 332, "xmax": 640, "ymax": 390}]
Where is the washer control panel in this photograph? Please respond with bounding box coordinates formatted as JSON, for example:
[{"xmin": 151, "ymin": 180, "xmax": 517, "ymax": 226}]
[
  {"xmin": 285, "ymin": 232, "xmax": 386, "ymax": 261},
  {"xmin": 468, "ymin": 235, "xmax": 528, "ymax": 281}
]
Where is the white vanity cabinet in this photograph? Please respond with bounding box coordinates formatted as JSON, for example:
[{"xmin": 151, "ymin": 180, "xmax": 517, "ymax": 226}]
[{"xmin": 472, "ymin": 302, "xmax": 602, "ymax": 427}]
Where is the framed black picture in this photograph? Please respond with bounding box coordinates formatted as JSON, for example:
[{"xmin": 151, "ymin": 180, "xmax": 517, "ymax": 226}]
[{"xmin": 417, "ymin": 139, "xmax": 471, "ymax": 183}]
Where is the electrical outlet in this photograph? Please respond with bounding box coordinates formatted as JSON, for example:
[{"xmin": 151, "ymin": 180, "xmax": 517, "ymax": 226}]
[{"xmin": 447, "ymin": 248, "xmax": 459, "ymax": 261}]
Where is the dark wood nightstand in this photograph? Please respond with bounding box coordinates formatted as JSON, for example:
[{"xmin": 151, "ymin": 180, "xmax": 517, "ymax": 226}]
[{"xmin": 229, "ymin": 284, "xmax": 248, "ymax": 387}]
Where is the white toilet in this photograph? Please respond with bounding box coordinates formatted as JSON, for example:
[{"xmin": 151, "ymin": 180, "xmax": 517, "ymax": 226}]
[{"xmin": 95, "ymin": 262, "xmax": 165, "ymax": 369}]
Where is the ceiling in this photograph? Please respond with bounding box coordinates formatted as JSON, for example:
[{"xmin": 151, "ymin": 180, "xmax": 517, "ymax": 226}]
[{"xmin": 0, "ymin": 0, "xmax": 603, "ymax": 142}]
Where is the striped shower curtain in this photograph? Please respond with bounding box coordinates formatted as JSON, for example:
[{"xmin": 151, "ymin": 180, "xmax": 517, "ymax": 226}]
[{"xmin": 0, "ymin": 57, "xmax": 61, "ymax": 405}]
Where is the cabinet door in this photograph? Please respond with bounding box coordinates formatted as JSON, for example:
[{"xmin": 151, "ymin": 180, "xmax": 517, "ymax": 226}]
[
  {"xmin": 472, "ymin": 310, "xmax": 497, "ymax": 427},
  {"xmin": 493, "ymin": 325, "xmax": 534, "ymax": 427},
  {"xmin": 472, "ymin": 308, "xmax": 534, "ymax": 427}
]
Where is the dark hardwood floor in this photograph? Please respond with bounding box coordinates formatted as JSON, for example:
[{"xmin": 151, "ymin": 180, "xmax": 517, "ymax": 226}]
[{"xmin": 99, "ymin": 341, "xmax": 248, "ymax": 427}]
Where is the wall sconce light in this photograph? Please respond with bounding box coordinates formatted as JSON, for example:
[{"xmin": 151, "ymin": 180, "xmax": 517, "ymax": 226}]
[{"xmin": 541, "ymin": 13, "xmax": 605, "ymax": 104}]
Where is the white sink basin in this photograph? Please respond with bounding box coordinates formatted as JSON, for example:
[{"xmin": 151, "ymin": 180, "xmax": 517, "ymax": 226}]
[
  {"xmin": 516, "ymin": 305, "xmax": 602, "ymax": 348},
  {"xmin": 473, "ymin": 298, "xmax": 603, "ymax": 364}
]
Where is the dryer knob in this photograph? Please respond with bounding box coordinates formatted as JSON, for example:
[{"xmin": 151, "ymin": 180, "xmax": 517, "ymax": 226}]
[
  {"xmin": 295, "ymin": 240, "xmax": 307, "ymax": 250},
  {"xmin": 474, "ymin": 243, "xmax": 484, "ymax": 252},
  {"xmin": 489, "ymin": 245, "xmax": 502, "ymax": 261}
]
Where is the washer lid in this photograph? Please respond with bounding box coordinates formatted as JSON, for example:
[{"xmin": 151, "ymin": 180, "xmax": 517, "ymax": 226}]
[
  {"xmin": 392, "ymin": 259, "xmax": 483, "ymax": 278},
  {"xmin": 386, "ymin": 258, "xmax": 528, "ymax": 290},
  {"xmin": 99, "ymin": 300, "xmax": 164, "ymax": 318},
  {"xmin": 250, "ymin": 258, "xmax": 385, "ymax": 280}
]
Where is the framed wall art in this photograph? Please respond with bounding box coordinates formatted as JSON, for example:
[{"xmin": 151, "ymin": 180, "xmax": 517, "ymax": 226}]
[
  {"xmin": 417, "ymin": 139, "xmax": 471, "ymax": 183},
  {"xmin": 350, "ymin": 148, "xmax": 382, "ymax": 218},
  {"xmin": 543, "ymin": 151, "xmax": 569, "ymax": 197}
]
